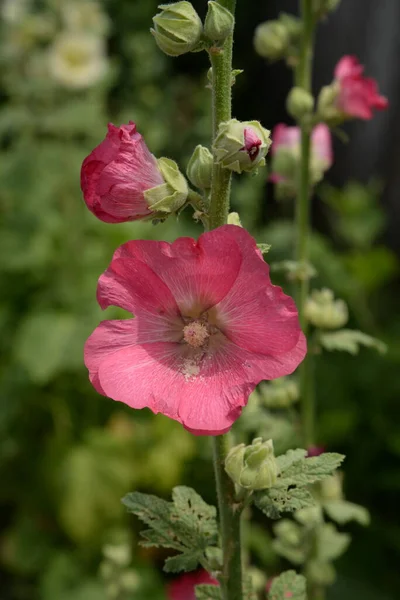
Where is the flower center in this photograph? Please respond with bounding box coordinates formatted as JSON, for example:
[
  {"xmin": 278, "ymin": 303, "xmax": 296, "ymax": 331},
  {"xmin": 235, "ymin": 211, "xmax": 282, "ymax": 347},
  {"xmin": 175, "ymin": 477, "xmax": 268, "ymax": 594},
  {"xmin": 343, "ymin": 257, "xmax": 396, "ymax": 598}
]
[{"xmin": 183, "ymin": 321, "xmax": 210, "ymax": 348}]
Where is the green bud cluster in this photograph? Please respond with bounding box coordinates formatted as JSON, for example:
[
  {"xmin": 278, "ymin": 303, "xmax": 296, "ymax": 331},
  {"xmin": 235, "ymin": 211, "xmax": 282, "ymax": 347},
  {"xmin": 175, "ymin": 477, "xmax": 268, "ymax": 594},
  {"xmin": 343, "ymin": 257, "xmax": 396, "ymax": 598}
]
[
  {"xmin": 186, "ymin": 145, "xmax": 213, "ymax": 189},
  {"xmin": 213, "ymin": 119, "xmax": 271, "ymax": 174},
  {"xmin": 305, "ymin": 288, "xmax": 348, "ymax": 330},
  {"xmin": 152, "ymin": 1, "xmax": 234, "ymax": 58},
  {"xmin": 317, "ymin": 83, "xmax": 342, "ymax": 124},
  {"xmin": 286, "ymin": 87, "xmax": 314, "ymax": 122},
  {"xmin": 253, "ymin": 13, "xmax": 302, "ymax": 62},
  {"xmin": 225, "ymin": 438, "xmax": 278, "ymax": 491},
  {"xmin": 152, "ymin": 2, "xmax": 203, "ymax": 57}
]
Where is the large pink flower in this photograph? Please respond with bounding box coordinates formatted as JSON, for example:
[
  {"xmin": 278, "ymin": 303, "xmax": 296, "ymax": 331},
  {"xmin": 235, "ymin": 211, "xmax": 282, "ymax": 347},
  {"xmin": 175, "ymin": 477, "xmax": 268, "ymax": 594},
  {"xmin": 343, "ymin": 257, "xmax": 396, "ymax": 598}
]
[
  {"xmin": 84, "ymin": 225, "xmax": 306, "ymax": 435},
  {"xmin": 334, "ymin": 55, "xmax": 388, "ymax": 120},
  {"xmin": 80, "ymin": 121, "xmax": 164, "ymax": 223},
  {"xmin": 270, "ymin": 123, "xmax": 333, "ymax": 184},
  {"xmin": 167, "ymin": 570, "xmax": 218, "ymax": 600}
]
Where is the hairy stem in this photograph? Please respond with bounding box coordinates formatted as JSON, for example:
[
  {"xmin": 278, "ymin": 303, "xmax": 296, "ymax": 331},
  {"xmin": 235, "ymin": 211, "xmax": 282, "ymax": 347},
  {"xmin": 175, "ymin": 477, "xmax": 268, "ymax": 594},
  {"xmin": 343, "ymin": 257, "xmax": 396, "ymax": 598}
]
[
  {"xmin": 207, "ymin": 2, "xmax": 243, "ymax": 598},
  {"xmin": 212, "ymin": 435, "xmax": 243, "ymax": 599},
  {"xmin": 295, "ymin": 0, "xmax": 316, "ymax": 448}
]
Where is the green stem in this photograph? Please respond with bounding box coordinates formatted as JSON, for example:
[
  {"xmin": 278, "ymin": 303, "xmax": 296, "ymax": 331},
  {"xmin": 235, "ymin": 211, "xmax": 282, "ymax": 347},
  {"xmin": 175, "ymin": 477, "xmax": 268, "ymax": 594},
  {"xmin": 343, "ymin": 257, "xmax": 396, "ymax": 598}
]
[
  {"xmin": 208, "ymin": 0, "xmax": 236, "ymax": 229},
  {"xmin": 295, "ymin": 0, "xmax": 316, "ymax": 448},
  {"xmin": 212, "ymin": 435, "xmax": 243, "ymax": 600},
  {"xmin": 207, "ymin": 2, "xmax": 243, "ymax": 598}
]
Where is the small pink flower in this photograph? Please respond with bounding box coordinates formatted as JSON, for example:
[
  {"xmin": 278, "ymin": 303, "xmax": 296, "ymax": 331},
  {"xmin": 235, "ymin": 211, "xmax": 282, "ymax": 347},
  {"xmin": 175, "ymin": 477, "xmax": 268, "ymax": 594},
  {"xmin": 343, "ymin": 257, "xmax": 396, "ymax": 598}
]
[
  {"xmin": 80, "ymin": 121, "xmax": 164, "ymax": 223},
  {"xmin": 167, "ymin": 570, "xmax": 218, "ymax": 600},
  {"xmin": 307, "ymin": 445, "xmax": 325, "ymax": 457},
  {"xmin": 270, "ymin": 123, "xmax": 333, "ymax": 184},
  {"xmin": 85, "ymin": 225, "xmax": 306, "ymax": 435},
  {"xmin": 334, "ymin": 55, "xmax": 388, "ymax": 120}
]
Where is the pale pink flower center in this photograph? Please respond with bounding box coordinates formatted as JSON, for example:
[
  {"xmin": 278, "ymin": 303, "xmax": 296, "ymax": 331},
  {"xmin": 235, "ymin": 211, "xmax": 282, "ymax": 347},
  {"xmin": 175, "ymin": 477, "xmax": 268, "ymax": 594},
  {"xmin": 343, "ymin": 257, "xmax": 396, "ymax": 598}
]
[{"xmin": 183, "ymin": 321, "xmax": 210, "ymax": 348}]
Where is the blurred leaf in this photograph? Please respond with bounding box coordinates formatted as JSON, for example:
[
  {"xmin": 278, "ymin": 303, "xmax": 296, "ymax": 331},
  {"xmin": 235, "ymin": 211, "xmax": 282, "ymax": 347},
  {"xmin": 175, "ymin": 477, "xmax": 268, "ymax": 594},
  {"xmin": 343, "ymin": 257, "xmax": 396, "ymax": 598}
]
[
  {"xmin": 268, "ymin": 570, "xmax": 307, "ymax": 600},
  {"xmin": 319, "ymin": 329, "xmax": 387, "ymax": 355},
  {"xmin": 324, "ymin": 500, "xmax": 370, "ymax": 526},
  {"xmin": 195, "ymin": 584, "xmax": 222, "ymax": 599}
]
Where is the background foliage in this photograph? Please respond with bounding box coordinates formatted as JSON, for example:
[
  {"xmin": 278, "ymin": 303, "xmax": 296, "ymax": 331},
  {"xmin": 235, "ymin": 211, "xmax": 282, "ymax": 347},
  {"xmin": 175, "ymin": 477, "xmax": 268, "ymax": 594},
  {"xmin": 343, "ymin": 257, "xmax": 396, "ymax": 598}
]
[{"xmin": 0, "ymin": 1, "xmax": 399, "ymax": 599}]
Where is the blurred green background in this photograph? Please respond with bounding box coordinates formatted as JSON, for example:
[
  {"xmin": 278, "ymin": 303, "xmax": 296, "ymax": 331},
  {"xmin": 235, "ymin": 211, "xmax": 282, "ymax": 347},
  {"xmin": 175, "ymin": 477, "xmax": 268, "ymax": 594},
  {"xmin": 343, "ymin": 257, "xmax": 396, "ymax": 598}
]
[{"xmin": 0, "ymin": 1, "xmax": 399, "ymax": 599}]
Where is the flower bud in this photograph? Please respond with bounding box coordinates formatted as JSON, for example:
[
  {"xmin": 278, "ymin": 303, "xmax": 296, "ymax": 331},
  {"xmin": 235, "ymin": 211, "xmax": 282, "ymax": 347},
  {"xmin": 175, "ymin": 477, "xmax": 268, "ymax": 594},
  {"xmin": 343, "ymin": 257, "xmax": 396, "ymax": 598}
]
[
  {"xmin": 253, "ymin": 21, "xmax": 289, "ymax": 61},
  {"xmin": 286, "ymin": 87, "xmax": 314, "ymax": 121},
  {"xmin": 81, "ymin": 122, "xmax": 188, "ymax": 223},
  {"xmin": 258, "ymin": 377, "xmax": 299, "ymax": 409},
  {"xmin": 152, "ymin": 2, "xmax": 203, "ymax": 57},
  {"xmin": 144, "ymin": 157, "xmax": 189, "ymax": 214},
  {"xmin": 316, "ymin": 83, "xmax": 341, "ymax": 124},
  {"xmin": 213, "ymin": 119, "xmax": 271, "ymax": 174},
  {"xmin": 312, "ymin": 0, "xmax": 341, "ymax": 18},
  {"xmin": 186, "ymin": 145, "xmax": 213, "ymax": 189},
  {"xmin": 305, "ymin": 288, "xmax": 348, "ymax": 330},
  {"xmin": 225, "ymin": 438, "xmax": 278, "ymax": 490},
  {"xmin": 204, "ymin": 1, "xmax": 234, "ymax": 43}
]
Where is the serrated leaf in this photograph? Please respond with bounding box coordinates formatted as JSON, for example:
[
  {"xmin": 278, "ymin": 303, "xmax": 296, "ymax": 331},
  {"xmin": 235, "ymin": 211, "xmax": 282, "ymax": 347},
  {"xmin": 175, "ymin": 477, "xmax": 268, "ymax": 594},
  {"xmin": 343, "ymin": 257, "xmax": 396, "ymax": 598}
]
[
  {"xmin": 257, "ymin": 243, "xmax": 271, "ymax": 255},
  {"xmin": 275, "ymin": 453, "xmax": 345, "ymax": 488},
  {"xmin": 268, "ymin": 570, "xmax": 307, "ymax": 600},
  {"xmin": 324, "ymin": 500, "xmax": 370, "ymax": 526},
  {"xmin": 319, "ymin": 329, "xmax": 387, "ymax": 355},
  {"xmin": 255, "ymin": 487, "xmax": 315, "ymax": 520},
  {"xmin": 276, "ymin": 449, "xmax": 307, "ymax": 472},
  {"xmin": 122, "ymin": 487, "xmax": 218, "ymax": 573},
  {"xmin": 164, "ymin": 551, "xmax": 200, "ymax": 573},
  {"xmin": 195, "ymin": 584, "xmax": 222, "ymax": 600}
]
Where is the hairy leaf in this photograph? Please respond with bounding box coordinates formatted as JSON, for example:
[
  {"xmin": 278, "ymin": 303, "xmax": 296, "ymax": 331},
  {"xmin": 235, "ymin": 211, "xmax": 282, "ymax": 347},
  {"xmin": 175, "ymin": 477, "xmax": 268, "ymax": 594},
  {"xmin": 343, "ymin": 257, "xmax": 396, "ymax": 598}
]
[
  {"xmin": 276, "ymin": 449, "xmax": 307, "ymax": 472},
  {"xmin": 275, "ymin": 453, "xmax": 345, "ymax": 488},
  {"xmin": 324, "ymin": 500, "xmax": 370, "ymax": 526},
  {"xmin": 319, "ymin": 329, "xmax": 386, "ymax": 355},
  {"xmin": 255, "ymin": 487, "xmax": 315, "ymax": 520},
  {"xmin": 268, "ymin": 570, "xmax": 307, "ymax": 600},
  {"xmin": 195, "ymin": 584, "xmax": 222, "ymax": 600},
  {"xmin": 122, "ymin": 486, "xmax": 218, "ymax": 573}
]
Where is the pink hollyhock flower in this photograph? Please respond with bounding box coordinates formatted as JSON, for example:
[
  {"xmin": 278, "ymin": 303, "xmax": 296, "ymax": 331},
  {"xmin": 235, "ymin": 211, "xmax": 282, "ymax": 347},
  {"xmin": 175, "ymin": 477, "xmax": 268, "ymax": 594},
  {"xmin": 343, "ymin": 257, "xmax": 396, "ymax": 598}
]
[
  {"xmin": 270, "ymin": 123, "xmax": 333, "ymax": 184},
  {"xmin": 334, "ymin": 55, "xmax": 388, "ymax": 120},
  {"xmin": 167, "ymin": 570, "xmax": 218, "ymax": 600},
  {"xmin": 81, "ymin": 121, "xmax": 188, "ymax": 223},
  {"xmin": 85, "ymin": 225, "xmax": 306, "ymax": 435}
]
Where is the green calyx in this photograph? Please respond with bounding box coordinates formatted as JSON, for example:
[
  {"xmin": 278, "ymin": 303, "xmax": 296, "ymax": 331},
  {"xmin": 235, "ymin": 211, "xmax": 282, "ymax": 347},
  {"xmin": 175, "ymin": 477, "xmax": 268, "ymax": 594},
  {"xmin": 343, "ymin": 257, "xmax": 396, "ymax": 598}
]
[
  {"xmin": 204, "ymin": 1, "xmax": 234, "ymax": 43},
  {"xmin": 186, "ymin": 144, "xmax": 213, "ymax": 189},
  {"xmin": 151, "ymin": 2, "xmax": 203, "ymax": 57},
  {"xmin": 213, "ymin": 118, "xmax": 271, "ymax": 174},
  {"xmin": 225, "ymin": 438, "xmax": 279, "ymax": 491},
  {"xmin": 286, "ymin": 87, "xmax": 314, "ymax": 121},
  {"xmin": 144, "ymin": 157, "xmax": 188, "ymax": 214}
]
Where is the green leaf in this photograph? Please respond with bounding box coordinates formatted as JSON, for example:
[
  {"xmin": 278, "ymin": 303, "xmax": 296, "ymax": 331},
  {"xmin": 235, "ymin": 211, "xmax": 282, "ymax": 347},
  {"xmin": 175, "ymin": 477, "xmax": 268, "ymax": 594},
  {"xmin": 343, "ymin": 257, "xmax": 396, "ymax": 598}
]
[
  {"xmin": 324, "ymin": 500, "xmax": 370, "ymax": 526},
  {"xmin": 268, "ymin": 570, "xmax": 307, "ymax": 600},
  {"xmin": 275, "ymin": 453, "xmax": 345, "ymax": 488},
  {"xmin": 316, "ymin": 523, "xmax": 351, "ymax": 562},
  {"xmin": 255, "ymin": 487, "xmax": 315, "ymax": 520},
  {"xmin": 195, "ymin": 584, "xmax": 222, "ymax": 600},
  {"xmin": 164, "ymin": 551, "xmax": 201, "ymax": 573},
  {"xmin": 276, "ymin": 449, "xmax": 307, "ymax": 472},
  {"xmin": 257, "ymin": 243, "xmax": 272, "ymax": 255},
  {"xmin": 319, "ymin": 329, "xmax": 387, "ymax": 355},
  {"xmin": 122, "ymin": 486, "xmax": 218, "ymax": 573}
]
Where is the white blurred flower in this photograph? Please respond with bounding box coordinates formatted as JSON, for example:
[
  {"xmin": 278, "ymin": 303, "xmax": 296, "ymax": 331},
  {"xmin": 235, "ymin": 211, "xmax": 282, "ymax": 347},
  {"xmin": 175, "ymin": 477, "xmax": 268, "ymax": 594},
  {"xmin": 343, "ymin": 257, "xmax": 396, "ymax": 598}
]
[
  {"xmin": 61, "ymin": 1, "xmax": 110, "ymax": 35},
  {"xmin": 1, "ymin": 0, "xmax": 30, "ymax": 24},
  {"xmin": 48, "ymin": 32, "xmax": 107, "ymax": 89}
]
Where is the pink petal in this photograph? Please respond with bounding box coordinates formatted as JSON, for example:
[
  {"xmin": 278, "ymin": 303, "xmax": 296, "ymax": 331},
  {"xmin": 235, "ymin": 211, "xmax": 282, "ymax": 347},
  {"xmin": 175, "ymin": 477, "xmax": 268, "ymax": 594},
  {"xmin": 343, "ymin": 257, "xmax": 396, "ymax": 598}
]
[
  {"xmin": 97, "ymin": 257, "xmax": 181, "ymax": 318},
  {"xmin": 271, "ymin": 124, "xmax": 300, "ymax": 155},
  {"xmin": 212, "ymin": 226, "xmax": 304, "ymax": 356},
  {"xmin": 334, "ymin": 55, "xmax": 364, "ymax": 80},
  {"xmin": 311, "ymin": 124, "xmax": 333, "ymax": 167},
  {"xmin": 110, "ymin": 230, "xmax": 243, "ymax": 316}
]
